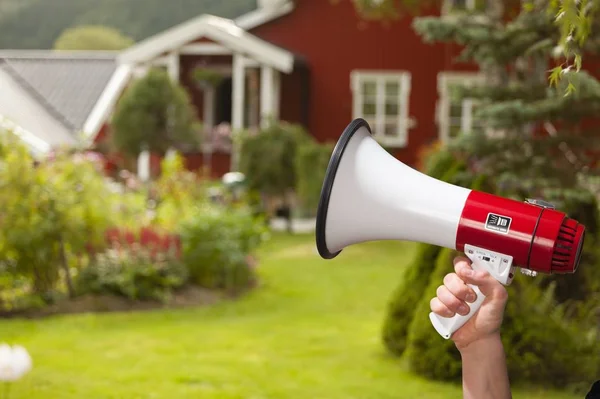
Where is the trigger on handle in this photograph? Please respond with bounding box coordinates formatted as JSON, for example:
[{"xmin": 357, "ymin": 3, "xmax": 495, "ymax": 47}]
[
  {"xmin": 429, "ymin": 244, "xmax": 514, "ymax": 339},
  {"xmin": 429, "ymin": 284, "xmax": 486, "ymax": 339}
]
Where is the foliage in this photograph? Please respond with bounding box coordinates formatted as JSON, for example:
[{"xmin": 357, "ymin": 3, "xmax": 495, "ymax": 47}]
[
  {"xmin": 111, "ymin": 68, "xmax": 201, "ymax": 158},
  {"xmin": 527, "ymin": 0, "xmax": 600, "ymax": 90},
  {"xmin": 239, "ymin": 121, "xmax": 313, "ymax": 197},
  {"xmin": 151, "ymin": 152, "xmax": 210, "ymax": 230},
  {"xmin": 349, "ymin": 0, "xmax": 594, "ymax": 94},
  {"xmin": 0, "ymin": 0, "xmax": 255, "ymax": 49},
  {"xmin": 408, "ymin": 0, "xmax": 600, "ymax": 209},
  {"xmin": 191, "ymin": 67, "xmax": 225, "ymax": 88},
  {"xmin": 74, "ymin": 245, "xmax": 188, "ymax": 303},
  {"xmin": 0, "ymin": 133, "xmax": 117, "ymax": 297},
  {"xmin": 294, "ymin": 140, "xmax": 334, "ymax": 216},
  {"xmin": 53, "ymin": 25, "xmax": 135, "ymax": 50},
  {"xmin": 381, "ymin": 243, "xmax": 443, "ymax": 356},
  {"xmin": 178, "ymin": 205, "xmax": 267, "ymax": 294}
]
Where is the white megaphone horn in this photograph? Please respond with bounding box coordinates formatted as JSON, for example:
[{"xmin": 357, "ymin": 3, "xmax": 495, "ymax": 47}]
[{"xmin": 315, "ymin": 118, "xmax": 586, "ymax": 339}]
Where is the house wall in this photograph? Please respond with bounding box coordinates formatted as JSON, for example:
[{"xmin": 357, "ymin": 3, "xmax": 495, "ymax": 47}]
[{"xmin": 248, "ymin": 0, "xmax": 474, "ymax": 167}]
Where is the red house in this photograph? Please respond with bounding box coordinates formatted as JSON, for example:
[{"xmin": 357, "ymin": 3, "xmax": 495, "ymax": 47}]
[{"xmin": 88, "ymin": 0, "xmax": 485, "ymax": 177}]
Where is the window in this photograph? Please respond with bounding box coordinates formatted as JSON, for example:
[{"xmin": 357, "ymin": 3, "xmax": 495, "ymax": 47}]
[
  {"xmin": 436, "ymin": 72, "xmax": 485, "ymax": 144},
  {"xmin": 351, "ymin": 70, "xmax": 412, "ymax": 147}
]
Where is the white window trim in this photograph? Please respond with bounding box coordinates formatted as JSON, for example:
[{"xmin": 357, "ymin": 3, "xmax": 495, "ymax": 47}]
[
  {"xmin": 436, "ymin": 71, "xmax": 485, "ymax": 144},
  {"xmin": 350, "ymin": 70, "xmax": 413, "ymax": 148}
]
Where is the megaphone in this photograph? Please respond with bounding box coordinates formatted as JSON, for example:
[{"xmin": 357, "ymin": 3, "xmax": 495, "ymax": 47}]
[{"xmin": 316, "ymin": 118, "xmax": 586, "ymax": 339}]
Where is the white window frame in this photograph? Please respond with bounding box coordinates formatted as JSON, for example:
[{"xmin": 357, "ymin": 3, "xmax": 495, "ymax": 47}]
[
  {"xmin": 350, "ymin": 70, "xmax": 413, "ymax": 148},
  {"xmin": 436, "ymin": 71, "xmax": 485, "ymax": 144}
]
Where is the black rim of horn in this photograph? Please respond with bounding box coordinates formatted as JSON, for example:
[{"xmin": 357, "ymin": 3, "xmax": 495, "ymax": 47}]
[{"xmin": 315, "ymin": 118, "xmax": 372, "ymax": 259}]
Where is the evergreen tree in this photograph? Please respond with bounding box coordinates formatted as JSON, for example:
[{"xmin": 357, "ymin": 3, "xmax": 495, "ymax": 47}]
[
  {"xmin": 353, "ymin": 0, "xmax": 600, "ymax": 210},
  {"xmin": 111, "ymin": 68, "xmax": 201, "ymax": 159},
  {"xmin": 54, "ymin": 25, "xmax": 135, "ymax": 51}
]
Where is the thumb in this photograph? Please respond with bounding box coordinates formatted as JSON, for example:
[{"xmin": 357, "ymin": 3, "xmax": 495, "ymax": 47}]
[{"xmin": 454, "ymin": 257, "xmax": 507, "ymax": 298}]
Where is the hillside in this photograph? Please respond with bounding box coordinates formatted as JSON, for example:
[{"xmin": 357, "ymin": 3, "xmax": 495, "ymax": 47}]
[{"xmin": 0, "ymin": 0, "xmax": 256, "ymax": 49}]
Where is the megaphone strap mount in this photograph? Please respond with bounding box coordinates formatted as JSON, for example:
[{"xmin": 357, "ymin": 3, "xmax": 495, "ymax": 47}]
[{"xmin": 316, "ymin": 118, "xmax": 372, "ymax": 259}]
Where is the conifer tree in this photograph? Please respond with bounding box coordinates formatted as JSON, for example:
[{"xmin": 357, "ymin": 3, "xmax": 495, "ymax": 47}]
[{"xmin": 352, "ymin": 0, "xmax": 600, "ymax": 214}]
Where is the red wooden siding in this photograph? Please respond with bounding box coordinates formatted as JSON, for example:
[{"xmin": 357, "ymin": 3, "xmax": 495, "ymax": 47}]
[{"xmin": 248, "ymin": 0, "xmax": 474, "ymax": 166}]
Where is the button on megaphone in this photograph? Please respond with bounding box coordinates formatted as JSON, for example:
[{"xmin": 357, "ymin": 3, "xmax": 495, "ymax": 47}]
[{"xmin": 315, "ymin": 118, "xmax": 586, "ymax": 339}]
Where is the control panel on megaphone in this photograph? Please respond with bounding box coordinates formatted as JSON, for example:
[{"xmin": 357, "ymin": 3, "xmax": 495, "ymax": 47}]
[{"xmin": 315, "ymin": 118, "xmax": 586, "ymax": 340}]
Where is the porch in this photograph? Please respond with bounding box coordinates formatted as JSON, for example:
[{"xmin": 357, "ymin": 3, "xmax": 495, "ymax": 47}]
[{"xmin": 119, "ymin": 15, "xmax": 310, "ymax": 177}]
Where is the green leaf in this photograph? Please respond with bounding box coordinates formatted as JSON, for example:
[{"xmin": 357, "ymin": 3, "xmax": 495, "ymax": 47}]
[{"xmin": 549, "ymin": 66, "xmax": 563, "ymax": 87}]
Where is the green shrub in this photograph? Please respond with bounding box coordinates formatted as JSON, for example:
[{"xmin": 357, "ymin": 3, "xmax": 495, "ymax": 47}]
[
  {"xmin": 381, "ymin": 243, "xmax": 443, "ymax": 356},
  {"xmin": 0, "ymin": 133, "xmax": 117, "ymax": 298},
  {"xmin": 501, "ymin": 279, "xmax": 600, "ymax": 390},
  {"xmin": 74, "ymin": 246, "xmax": 188, "ymax": 302},
  {"xmin": 111, "ymin": 67, "xmax": 201, "ymax": 158},
  {"xmin": 178, "ymin": 206, "xmax": 267, "ymax": 294},
  {"xmin": 294, "ymin": 140, "xmax": 334, "ymax": 216},
  {"xmin": 239, "ymin": 121, "xmax": 312, "ymax": 197}
]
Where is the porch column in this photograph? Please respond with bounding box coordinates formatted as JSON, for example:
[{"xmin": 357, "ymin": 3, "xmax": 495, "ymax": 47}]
[
  {"xmin": 203, "ymin": 86, "xmax": 215, "ymax": 137},
  {"xmin": 232, "ymin": 54, "xmax": 246, "ymax": 131},
  {"xmin": 260, "ymin": 65, "xmax": 274, "ymax": 128},
  {"xmin": 137, "ymin": 147, "xmax": 150, "ymax": 182},
  {"xmin": 167, "ymin": 51, "xmax": 180, "ymax": 81},
  {"xmin": 231, "ymin": 53, "xmax": 246, "ymax": 171},
  {"xmin": 273, "ymin": 69, "xmax": 281, "ymax": 120}
]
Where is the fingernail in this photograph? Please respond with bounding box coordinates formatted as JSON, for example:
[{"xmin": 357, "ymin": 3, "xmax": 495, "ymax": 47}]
[
  {"xmin": 458, "ymin": 304, "xmax": 469, "ymax": 315},
  {"xmin": 466, "ymin": 293, "xmax": 476, "ymax": 302}
]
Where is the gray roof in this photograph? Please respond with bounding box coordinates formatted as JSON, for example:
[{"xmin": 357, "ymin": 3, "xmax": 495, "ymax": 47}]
[{"xmin": 0, "ymin": 50, "xmax": 118, "ymax": 132}]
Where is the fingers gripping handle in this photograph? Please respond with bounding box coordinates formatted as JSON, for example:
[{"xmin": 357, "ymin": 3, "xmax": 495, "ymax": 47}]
[
  {"xmin": 429, "ymin": 244, "xmax": 516, "ymax": 340},
  {"xmin": 429, "ymin": 285, "xmax": 485, "ymax": 339}
]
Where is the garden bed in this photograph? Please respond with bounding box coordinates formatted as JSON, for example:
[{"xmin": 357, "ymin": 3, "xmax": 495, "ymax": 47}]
[{"xmin": 0, "ymin": 285, "xmax": 242, "ymax": 319}]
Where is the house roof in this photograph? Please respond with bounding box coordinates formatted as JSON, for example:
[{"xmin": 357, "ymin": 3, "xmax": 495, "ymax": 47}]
[
  {"xmin": 0, "ymin": 51, "xmax": 118, "ymax": 133},
  {"xmin": 118, "ymin": 3, "xmax": 296, "ymax": 73},
  {"xmin": 0, "ymin": 65, "xmax": 75, "ymax": 155}
]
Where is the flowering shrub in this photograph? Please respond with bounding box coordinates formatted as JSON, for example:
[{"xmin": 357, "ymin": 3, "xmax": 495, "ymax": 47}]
[
  {"xmin": 0, "ymin": 133, "xmax": 118, "ymax": 298},
  {"xmin": 178, "ymin": 205, "xmax": 267, "ymax": 294},
  {"xmin": 103, "ymin": 227, "xmax": 181, "ymax": 259},
  {"xmin": 75, "ymin": 244, "xmax": 188, "ymax": 302}
]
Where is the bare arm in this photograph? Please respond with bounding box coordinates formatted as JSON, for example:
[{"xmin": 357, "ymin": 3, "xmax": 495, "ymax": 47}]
[
  {"xmin": 430, "ymin": 257, "xmax": 512, "ymax": 399},
  {"xmin": 459, "ymin": 334, "xmax": 512, "ymax": 399}
]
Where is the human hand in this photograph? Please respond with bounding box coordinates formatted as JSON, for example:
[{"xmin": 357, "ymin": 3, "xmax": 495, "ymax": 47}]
[{"xmin": 429, "ymin": 256, "xmax": 508, "ymax": 351}]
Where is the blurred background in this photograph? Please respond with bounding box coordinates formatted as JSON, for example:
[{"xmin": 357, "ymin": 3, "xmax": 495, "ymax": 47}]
[{"xmin": 1, "ymin": 0, "xmax": 600, "ymax": 397}]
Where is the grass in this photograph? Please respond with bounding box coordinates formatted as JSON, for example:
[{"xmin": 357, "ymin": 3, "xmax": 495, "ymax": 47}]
[{"xmin": 0, "ymin": 233, "xmax": 583, "ymax": 398}]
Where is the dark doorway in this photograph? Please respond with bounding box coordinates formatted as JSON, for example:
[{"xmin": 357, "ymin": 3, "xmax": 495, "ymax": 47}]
[{"xmin": 215, "ymin": 77, "xmax": 232, "ymax": 124}]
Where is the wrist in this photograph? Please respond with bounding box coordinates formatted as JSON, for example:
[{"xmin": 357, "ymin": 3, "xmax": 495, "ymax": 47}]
[{"xmin": 456, "ymin": 332, "xmax": 503, "ymax": 355}]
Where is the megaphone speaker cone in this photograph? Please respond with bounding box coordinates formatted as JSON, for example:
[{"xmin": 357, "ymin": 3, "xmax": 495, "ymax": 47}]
[{"xmin": 315, "ymin": 118, "xmax": 473, "ymax": 259}]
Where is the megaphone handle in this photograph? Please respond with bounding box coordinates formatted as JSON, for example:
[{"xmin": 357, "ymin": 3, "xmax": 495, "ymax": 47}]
[
  {"xmin": 429, "ymin": 284, "xmax": 485, "ymax": 339},
  {"xmin": 429, "ymin": 244, "xmax": 515, "ymax": 340}
]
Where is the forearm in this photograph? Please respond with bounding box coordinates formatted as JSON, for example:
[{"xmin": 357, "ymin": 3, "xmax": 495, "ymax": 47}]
[{"xmin": 459, "ymin": 334, "xmax": 512, "ymax": 399}]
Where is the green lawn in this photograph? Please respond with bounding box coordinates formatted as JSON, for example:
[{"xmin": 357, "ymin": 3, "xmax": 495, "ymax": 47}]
[{"xmin": 0, "ymin": 233, "xmax": 582, "ymax": 398}]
